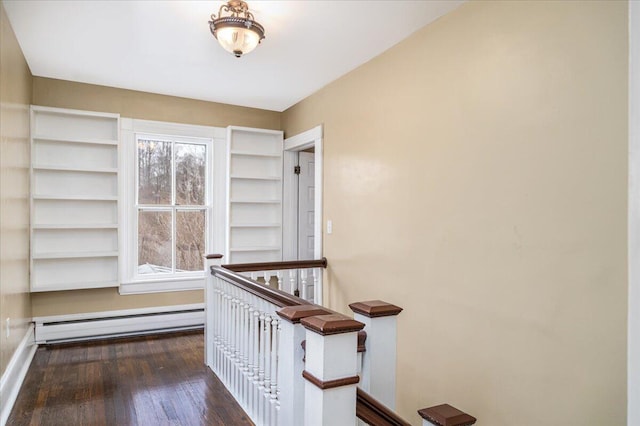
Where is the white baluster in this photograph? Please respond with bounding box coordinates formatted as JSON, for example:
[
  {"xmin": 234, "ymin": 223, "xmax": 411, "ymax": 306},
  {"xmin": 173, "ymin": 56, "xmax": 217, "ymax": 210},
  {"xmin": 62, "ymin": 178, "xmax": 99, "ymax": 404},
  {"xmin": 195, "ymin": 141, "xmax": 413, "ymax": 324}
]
[
  {"xmin": 217, "ymin": 283, "xmax": 224, "ymax": 377},
  {"xmin": 235, "ymin": 286, "xmax": 241, "ymax": 393},
  {"xmin": 258, "ymin": 301, "xmax": 267, "ymax": 424},
  {"xmin": 227, "ymin": 285, "xmax": 234, "ymax": 391},
  {"xmin": 238, "ymin": 291, "xmax": 245, "ymax": 401},
  {"xmin": 264, "ymin": 313, "xmax": 273, "ymax": 424},
  {"xmin": 277, "ymin": 270, "xmax": 283, "ymax": 291},
  {"xmin": 204, "ymin": 262, "xmax": 213, "ymax": 368},
  {"xmin": 312, "ymin": 268, "xmax": 320, "ymax": 305},
  {"xmin": 236, "ymin": 291, "xmax": 244, "ymax": 405},
  {"xmin": 300, "ymin": 269, "xmax": 308, "ymax": 301},
  {"xmin": 232, "ymin": 289, "xmax": 240, "ymax": 397},
  {"xmin": 236, "ymin": 289, "xmax": 244, "ymax": 400},
  {"xmin": 246, "ymin": 295, "xmax": 255, "ymax": 419},
  {"xmin": 217, "ymin": 286, "xmax": 224, "ymax": 383},
  {"xmin": 224, "ymin": 285, "xmax": 233, "ymax": 390},
  {"xmin": 238, "ymin": 296, "xmax": 246, "ymax": 408},
  {"xmin": 289, "ymin": 269, "xmax": 297, "ymax": 296},
  {"xmin": 212, "ymin": 283, "xmax": 218, "ymax": 372},
  {"xmin": 227, "ymin": 287, "xmax": 234, "ymax": 395},
  {"xmin": 243, "ymin": 297, "xmax": 251, "ymax": 409},
  {"xmin": 222, "ymin": 290, "xmax": 229, "ymax": 386},
  {"xmin": 263, "ymin": 271, "xmax": 272, "ymax": 288},
  {"xmin": 252, "ymin": 300, "xmax": 261, "ymax": 420},
  {"xmin": 229, "ymin": 289, "xmax": 236, "ymax": 394},
  {"xmin": 212, "ymin": 282, "xmax": 218, "ymax": 372},
  {"xmin": 219, "ymin": 285, "xmax": 225, "ymax": 373},
  {"xmin": 270, "ymin": 316, "xmax": 279, "ymax": 425}
]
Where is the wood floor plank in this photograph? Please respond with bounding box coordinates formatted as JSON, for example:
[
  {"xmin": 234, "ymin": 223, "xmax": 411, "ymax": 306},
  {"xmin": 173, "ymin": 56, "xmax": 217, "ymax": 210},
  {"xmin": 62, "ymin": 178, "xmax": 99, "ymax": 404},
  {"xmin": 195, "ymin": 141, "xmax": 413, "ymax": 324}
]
[{"xmin": 6, "ymin": 331, "xmax": 254, "ymax": 426}]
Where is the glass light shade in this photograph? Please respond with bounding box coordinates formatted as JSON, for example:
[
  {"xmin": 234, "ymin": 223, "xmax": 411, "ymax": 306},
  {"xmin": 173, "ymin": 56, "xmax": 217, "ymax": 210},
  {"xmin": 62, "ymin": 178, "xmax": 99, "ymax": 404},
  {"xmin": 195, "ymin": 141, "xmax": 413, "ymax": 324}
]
[
  {"xmin": 216, "ymin": 25, "xmax": 261, "ymax": 57},
  {"xmin": 209, "ymin": 1, "xmax": 265, "ymax": 58}
]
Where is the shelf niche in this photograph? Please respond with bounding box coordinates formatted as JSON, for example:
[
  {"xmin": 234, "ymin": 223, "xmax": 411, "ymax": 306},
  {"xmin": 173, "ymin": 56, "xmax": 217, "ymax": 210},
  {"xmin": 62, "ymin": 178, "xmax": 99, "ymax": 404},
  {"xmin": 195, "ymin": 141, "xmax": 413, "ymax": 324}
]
[
  {"xmin": 30, "ymin": 106, "xmax": 120, "ymax": 292},
  {"xmin": 227, "ymin": 127, "xmax": 284, "ymax": 264}
]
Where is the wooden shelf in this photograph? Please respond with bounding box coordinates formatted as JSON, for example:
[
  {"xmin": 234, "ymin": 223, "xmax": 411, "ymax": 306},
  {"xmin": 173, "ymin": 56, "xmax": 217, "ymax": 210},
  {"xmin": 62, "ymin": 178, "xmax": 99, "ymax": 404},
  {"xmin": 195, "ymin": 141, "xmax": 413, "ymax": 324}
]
[
  {"xmin": 230, "ymin": 246, "xmax": 281, "ymax": 252},
  {"xmin": 230, "ymin": 199, "xmax": 281, "ymax": 204},
  {"xmin": 31, "ymin": 280, "xmax": 119, "ymax": 292},
  {"xmin": 33, "ymin": 165, "xmax": 118, "ymax": 174},
  {"xmin": 33, "ymin": 194, "xmax": 118, "ymax": 201},
  {"xmin": 230, "ymin": 174, "xmax": 281, "ymax": 181},
  {"xmin": 32, "ymin": 224, "xmax": 118, "ymax": 230},
  {"xmin": 230, "ymin": 223, "xmax": 281, "ymax": 228},
  {"xmin": 33, "ymin": 135, "xmax": 118, "ymax": 146},
  {"xmin": 230, "ymin": 150, "xmax": 281, "ymax": 158},
  {"xmin": 33, "ymin": 251, "xmax": 119, "ymax": 260}
]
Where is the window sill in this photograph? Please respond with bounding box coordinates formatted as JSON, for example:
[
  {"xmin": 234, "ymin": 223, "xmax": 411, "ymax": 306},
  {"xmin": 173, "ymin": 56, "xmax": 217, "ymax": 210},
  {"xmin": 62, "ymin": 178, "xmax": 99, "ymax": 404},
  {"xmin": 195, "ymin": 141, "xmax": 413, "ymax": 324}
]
[{"xmin": 119, "ymin": 276, "xmax": 204, "ymax": 295}]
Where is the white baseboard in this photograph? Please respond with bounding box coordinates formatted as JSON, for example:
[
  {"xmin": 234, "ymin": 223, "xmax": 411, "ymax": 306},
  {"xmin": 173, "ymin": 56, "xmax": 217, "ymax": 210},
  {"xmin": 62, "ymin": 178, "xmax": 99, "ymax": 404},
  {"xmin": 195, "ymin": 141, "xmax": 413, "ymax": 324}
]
[
  {"xmin": 0, "ymin": 324, "xmax": 37, "ymax": 426},
  {"xmin": 33, "ymin": 303, "xmax": 205, "ymax": 344}
]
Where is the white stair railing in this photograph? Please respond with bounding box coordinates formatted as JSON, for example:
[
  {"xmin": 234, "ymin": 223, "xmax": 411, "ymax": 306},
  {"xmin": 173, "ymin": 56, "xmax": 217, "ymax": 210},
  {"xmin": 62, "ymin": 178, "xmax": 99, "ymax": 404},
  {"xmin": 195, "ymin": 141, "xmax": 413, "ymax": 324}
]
[
  {"xmin": 204, "ymin": 254, "xmax": 476, "ymax": 426},
  {"xmin": 210, "ymin": 269, "xmax": 281, "ymax": 423},
  {"xmin": 205, "ymin": 254, "xmax": 327, "ymax": 426},
  {"xmin": 222, "ymin": 257, "xmax": 327, "ymax": 304}
]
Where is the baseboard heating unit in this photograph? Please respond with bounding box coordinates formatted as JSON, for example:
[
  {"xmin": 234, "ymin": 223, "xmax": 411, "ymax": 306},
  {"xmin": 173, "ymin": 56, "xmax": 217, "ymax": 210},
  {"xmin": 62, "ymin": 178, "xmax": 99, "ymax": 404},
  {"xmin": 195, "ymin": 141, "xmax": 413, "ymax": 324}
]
[{"xmin": 33, "ymin": 303, "xmax": 205, "ymax": 344}]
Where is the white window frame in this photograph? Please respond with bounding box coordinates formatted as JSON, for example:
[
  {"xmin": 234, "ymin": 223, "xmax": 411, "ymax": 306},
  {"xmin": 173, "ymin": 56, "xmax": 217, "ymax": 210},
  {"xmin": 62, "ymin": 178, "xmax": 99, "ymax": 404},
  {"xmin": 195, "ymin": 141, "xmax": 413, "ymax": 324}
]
[
  {"xmin": 135, "ymin": 133, "xmax": 211, "ymax": 279},
  {"xmin": 120, "ymin": 118, "xmax": 227, "ymax": 294}
]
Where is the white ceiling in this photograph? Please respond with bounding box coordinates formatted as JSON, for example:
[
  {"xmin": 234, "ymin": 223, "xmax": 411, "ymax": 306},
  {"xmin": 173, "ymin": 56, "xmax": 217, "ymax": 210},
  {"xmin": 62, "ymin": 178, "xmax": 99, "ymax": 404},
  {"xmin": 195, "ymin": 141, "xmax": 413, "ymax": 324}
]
[{"xmin": 3, "ymin": 0, "xmax": 463, "ymax": 112}]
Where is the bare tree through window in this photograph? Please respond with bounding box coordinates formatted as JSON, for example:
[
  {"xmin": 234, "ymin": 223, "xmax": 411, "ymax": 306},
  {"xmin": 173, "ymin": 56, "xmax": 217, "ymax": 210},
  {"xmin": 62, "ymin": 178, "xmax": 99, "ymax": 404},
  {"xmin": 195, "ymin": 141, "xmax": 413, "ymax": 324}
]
[{"xmin": 137, "ymin": 138, "xmax": 208, "ymax": 274}]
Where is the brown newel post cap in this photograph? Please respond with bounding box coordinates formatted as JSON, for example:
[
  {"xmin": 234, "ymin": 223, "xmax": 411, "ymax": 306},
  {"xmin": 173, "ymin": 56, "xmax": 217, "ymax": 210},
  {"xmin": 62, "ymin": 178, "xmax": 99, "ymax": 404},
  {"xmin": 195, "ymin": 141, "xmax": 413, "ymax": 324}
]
[
  {"xmin": 349, "ymin": 300, "xmax": 403, "ymax": 317},
  {"xmin": 276, "ymin": 305, "xmax": 333, "ymax": 324},
  {"xmin": 300, "ymin": 314, "xmax": 365, "ymax": 335},
  {"xmin": 418, "ymin": 404, "xmax": 476, "ymax": 426}
]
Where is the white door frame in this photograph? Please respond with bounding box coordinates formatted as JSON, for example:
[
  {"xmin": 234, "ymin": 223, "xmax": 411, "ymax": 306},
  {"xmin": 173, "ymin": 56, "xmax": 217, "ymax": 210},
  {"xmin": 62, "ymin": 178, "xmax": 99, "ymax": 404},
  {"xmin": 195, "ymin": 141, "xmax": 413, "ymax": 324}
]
[
  {"xmin": 283, "ymin": 125, "xmax": 323, "ymax": 261},
  {"xmin": 629, "ymin": 2, "xmax": 639, "ymax": 424}
]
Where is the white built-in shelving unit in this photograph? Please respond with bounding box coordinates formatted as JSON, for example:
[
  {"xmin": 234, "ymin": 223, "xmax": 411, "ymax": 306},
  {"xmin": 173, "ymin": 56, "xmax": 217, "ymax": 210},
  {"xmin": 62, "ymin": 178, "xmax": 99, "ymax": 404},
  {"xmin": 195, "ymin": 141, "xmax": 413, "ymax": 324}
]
[
  {"xmin": 227, "ymin": 126, "xmax": 284, "ymax": 264},
  {"xmin": 30, "ymin": 106, "xmax": 120, "ymax": 292}
]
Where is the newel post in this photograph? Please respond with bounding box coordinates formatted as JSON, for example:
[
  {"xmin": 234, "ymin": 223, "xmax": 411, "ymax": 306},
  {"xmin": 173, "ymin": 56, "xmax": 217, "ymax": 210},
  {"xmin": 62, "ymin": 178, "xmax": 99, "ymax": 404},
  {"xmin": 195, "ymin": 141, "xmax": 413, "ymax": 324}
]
[
  {"xmin": 418, "ymin": 404, "xmax": 476, "ymax": 426},
  {"xmin": 349, "ymin": 300, "xmax": 403, "ymax": 409},
  {"xmin": 301, "ymin": 314, "xmax": 365, "ymax": 426},
  {"xmin": 204, "ymin": 254, "xmax": 223, "ymax": 369},
  {"xmin": 276, "ymin": 305, "xmax": 333, "ymax": 426}
]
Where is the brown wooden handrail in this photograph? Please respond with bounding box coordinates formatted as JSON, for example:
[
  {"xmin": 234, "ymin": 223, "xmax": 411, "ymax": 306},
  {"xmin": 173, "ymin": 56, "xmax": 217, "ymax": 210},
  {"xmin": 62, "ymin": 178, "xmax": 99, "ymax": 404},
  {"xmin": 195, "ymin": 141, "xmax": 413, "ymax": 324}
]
[
  {"xmin": 211, "ymin": 266, "xmax": 312, "ymax": 308},
  {"xmin": 356, "ymin": 388, "xmax": 411, "ymax": 426},
  {"xmin": 223, "ymin": 257, "xmax": 327, "ymax": 273}
]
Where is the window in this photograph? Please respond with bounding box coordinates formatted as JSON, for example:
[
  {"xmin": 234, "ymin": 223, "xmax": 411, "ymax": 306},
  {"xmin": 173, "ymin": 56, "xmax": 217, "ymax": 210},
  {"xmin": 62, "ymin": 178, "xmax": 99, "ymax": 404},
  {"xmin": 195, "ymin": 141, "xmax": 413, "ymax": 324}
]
[
  {"xmin": 120, "ymin": 118, "xmax": 227, "ymax": 294},
  {"xmin": 136, "ymin": 136, "xmax": 208, "ymax": 276}
]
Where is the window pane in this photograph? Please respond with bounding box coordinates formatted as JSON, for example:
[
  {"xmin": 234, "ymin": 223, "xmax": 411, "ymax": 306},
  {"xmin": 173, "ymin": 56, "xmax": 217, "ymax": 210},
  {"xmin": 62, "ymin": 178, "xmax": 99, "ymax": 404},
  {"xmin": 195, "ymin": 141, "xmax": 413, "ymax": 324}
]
[
  {"xmin": 138, "ymin": 210, "xmax": 172, "ymax": 274},
  {"xmin": 138, "ymin": 139, "xmax": 171, "ymax": 204},
  {"xmin": 176, "ymin": 210, "xmax": 205, "ymax": 271},
  {"xmin": 175, "ymin": 143, "xmax": 206, "ymax": 205}
]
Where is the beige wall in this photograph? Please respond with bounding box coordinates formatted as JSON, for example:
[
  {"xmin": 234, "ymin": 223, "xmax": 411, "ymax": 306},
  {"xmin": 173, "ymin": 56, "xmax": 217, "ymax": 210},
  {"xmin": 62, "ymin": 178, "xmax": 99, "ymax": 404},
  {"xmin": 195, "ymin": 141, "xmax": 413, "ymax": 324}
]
[
  {"xmin": 33, "ymin": 77, "xmax": 281, "ymax": 130},
  {"xmin": 31, "ymin": 287, "xmax": 203, "ymax": 317},
  {"xmin": 283, "ymin": 1, "xmax": 627, "ymax": 425},
  {"xmin": 30, "ymin": 78, "xmax": 281, "ymax": 317},
  {"xmin": 0, "ymin": 2, "xmax": 32, "ymax": 375}
]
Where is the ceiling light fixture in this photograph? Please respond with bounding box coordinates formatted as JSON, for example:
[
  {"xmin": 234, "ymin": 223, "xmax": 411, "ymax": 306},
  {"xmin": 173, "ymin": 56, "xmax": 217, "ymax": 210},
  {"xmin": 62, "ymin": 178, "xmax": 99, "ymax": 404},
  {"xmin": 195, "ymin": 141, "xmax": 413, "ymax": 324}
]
[{"xmin": 209, "ymin": 0, "xmax": 265, "ymax": 58}]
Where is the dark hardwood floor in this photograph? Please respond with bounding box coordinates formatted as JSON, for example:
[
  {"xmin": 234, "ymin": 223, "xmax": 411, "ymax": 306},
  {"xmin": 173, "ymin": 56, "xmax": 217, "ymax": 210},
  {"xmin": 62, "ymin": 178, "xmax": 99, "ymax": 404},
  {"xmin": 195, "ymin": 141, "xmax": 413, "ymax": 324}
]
[{"xmin": 7, "ymin": 330, "xmax": 253, "ymax": 426}]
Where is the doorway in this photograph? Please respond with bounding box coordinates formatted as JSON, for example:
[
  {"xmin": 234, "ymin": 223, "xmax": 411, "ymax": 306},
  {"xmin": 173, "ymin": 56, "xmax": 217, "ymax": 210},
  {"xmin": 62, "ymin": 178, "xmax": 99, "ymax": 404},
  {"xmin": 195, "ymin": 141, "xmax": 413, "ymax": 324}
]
[
  {"xmin": 297, "ymin": 150, "xmax": 315, "ymax": 260},
  {"xmin": 282, "ymin": 125, "xmax": 323, "ymax": 264}
]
